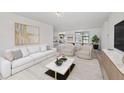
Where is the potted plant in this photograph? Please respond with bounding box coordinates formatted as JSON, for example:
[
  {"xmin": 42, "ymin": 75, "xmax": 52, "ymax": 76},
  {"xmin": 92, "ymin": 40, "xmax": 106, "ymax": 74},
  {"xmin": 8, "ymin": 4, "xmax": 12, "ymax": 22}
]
[{"xmin": 92, "ymin": 35, "xmax": 100, "ymax": 49}]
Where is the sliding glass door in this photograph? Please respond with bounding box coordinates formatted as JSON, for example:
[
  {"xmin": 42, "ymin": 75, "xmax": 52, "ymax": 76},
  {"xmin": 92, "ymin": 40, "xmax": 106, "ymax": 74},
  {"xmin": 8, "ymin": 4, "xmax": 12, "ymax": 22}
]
[{"xmin": 75, "ymin": 32, "xmax": 89, "ymax": 44}]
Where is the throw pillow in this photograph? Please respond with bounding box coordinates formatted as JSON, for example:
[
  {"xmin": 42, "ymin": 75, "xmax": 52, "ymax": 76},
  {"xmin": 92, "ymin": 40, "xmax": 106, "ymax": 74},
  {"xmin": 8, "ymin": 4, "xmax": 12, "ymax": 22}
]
[
  {"xmin": 12, "ymin": 50, "xmax": 23, "ymax": 60},
  {"xmin": 20, "ymin": 47, "xmax": 29, "ymax": 57},
  {"xmin": 40, "ymin": 45, "xmax": 47, "ymax": 52},
  {"xmin": 47, "ymin": 45, "xmax": 51, "ymax": 50},
  {"xmin": 4, "ymin": 50, "xmax": 14, "ymax": 62}
]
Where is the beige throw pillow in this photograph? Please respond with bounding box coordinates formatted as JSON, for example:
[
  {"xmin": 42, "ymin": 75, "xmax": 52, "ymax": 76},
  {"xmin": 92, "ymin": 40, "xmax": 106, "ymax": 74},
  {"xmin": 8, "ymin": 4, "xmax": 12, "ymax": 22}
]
[{"xmin": 4, "ymin": 49, "xmax": 23, "ymax": 61}]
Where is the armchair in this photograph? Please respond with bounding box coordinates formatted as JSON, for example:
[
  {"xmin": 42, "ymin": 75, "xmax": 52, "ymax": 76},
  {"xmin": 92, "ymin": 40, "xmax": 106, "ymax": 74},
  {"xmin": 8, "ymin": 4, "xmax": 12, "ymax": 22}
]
[
  {"xmin": 61, "ymin": 43, "xmax": 75, "ymax": 56},
  {"xmin": 76, "ymin": 44, "xmax": 93, "ymax": 60}
]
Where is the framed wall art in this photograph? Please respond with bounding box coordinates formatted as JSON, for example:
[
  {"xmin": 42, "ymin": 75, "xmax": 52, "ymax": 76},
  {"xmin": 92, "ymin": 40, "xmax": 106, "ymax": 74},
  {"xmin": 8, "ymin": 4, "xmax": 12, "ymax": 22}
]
[{"xmin": 15, "ymin": 23, "xmax": 40, "ymax": 45}]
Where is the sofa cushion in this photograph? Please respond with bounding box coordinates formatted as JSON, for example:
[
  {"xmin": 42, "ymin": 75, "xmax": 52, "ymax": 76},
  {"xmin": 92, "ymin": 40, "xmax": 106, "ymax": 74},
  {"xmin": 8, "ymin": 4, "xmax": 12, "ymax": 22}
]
[
  {"xmin": 48, "ymin": 48, "xmax": 56, "ymax": 54},
  {"xmin": 40, "ymin": 45, "xmax": 47, "ymax": 52},
  {"xmin": 29, "ymin": 52, "xmax": 47, "ymax": 60},
  {"xmin": 20, "ymin": 47, "xmax": 29, "ymax": 57},
  {"xmin": 12, "ymin": 50, "xmax": 23, "ymax": 60},
  {"xmin": 44, "ymin": 49, "xmax": 56, "ymax": 55},
  {"xmin": 12, "ymin": 56, "xmax": 34, "ymax": 68},
  {"xmin": 29, "ymin": 49, "xmax": 56, "ymax": 60},
  {"xmin": 27, "ymin": 46, "xmax": 40, "ymax": 54}
]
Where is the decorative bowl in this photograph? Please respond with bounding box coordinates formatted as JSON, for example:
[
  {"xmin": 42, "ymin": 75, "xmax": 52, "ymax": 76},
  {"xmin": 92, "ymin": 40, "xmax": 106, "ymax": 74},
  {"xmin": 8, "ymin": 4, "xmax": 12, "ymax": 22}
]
[{"xmin": 55, "ymin": 60, "xmax": 63, "ymax": 66}]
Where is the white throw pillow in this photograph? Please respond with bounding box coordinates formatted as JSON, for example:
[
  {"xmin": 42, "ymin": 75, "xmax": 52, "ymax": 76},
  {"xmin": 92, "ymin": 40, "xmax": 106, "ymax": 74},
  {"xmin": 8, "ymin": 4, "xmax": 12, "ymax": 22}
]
[
  {"xmin": 27, "ymin": 46, "xmax": 40, "ymax": 54},
  {"xmin": 40, "ymin": 45, "xmax": 47, "ymax": 52},
  {"xmin": 20, "ymin": 47, "xmax": 29, "ymax": 57}
]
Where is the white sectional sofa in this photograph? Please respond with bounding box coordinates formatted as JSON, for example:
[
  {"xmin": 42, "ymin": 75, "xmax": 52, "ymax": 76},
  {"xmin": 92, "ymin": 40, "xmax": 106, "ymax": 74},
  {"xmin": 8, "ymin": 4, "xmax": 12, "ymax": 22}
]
[{"xmin": 0, "ymin": 45, "xmax": 57, "ymax": 78}]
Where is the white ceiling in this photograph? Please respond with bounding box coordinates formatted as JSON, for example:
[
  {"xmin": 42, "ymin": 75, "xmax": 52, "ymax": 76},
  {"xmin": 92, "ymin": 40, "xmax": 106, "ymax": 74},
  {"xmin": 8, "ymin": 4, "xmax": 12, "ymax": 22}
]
[{"xmin": 14, "ymin": 12, "xmax": 110, "ymax": 31}]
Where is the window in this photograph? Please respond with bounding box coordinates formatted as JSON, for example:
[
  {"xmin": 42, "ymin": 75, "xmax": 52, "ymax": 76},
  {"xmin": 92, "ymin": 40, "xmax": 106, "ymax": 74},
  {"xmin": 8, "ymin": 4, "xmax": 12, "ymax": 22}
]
[
  {"xmin": 75, "ymin": 32, "xmax": 89, "ymax": 44},
  {"xmin": 75, "ymin": 32, "xmax": 82, "ymax": 43},
  {"xmin": 82, "ymin": 32, "xmax": 89, "ymax": 44}
]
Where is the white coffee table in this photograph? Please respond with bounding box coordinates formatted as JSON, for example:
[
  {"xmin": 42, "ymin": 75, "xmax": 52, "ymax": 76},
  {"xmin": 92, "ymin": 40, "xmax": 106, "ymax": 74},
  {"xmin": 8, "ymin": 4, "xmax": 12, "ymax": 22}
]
[{"xmin": 45, "ymin": 57, "xmax": 75, "ymax": 80}]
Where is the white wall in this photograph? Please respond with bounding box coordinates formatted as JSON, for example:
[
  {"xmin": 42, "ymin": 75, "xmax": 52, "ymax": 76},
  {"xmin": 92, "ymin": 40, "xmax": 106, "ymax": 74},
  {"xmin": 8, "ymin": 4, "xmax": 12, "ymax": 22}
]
[
  {"xmin": 101, "ymin": 12, "xmax": 124, "ymax": 50},
  {"xmin": 101, "ymin": 21, "xmax": 109, "ymax": 49},
  {"xmin": 58, "ymin": 28, "xmax": 101, "ymax": 44},
  {"xmin": 108, "ymin": 13, "xmax": 124, "ymax": 49},
  {"xmin": 0, "ymin": 13, "xmax": 53, "ymax": 55}
]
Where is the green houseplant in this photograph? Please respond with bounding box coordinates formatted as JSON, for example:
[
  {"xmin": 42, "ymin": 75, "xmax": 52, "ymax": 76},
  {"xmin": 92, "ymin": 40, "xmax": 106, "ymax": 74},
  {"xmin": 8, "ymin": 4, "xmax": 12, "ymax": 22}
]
[{"xmin": 92, "ymin": 35, "xmax": 100, "ymax": 49}]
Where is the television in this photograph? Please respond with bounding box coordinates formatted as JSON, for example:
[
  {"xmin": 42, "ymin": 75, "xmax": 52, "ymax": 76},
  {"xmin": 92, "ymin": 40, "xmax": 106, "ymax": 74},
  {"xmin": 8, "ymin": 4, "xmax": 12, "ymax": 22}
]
[{"xmin": 114, "ymin": 20, "xmax": 124, "ymax": 51}]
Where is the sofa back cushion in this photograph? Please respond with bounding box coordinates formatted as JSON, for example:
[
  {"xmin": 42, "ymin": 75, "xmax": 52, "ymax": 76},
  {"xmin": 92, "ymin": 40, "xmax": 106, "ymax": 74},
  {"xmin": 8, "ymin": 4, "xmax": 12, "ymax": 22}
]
[
  {"xmin": 12, "ymin": 50, "xmax": 23, "ymax": 60},
  {"xmin": 20, "ymin": 47, "xmax": 29, "ymax": 57},
  {"xmin": 27, "ymin": 46, "xmax": 40, "ymax": 54},
  {"xmin": 40, "ymin": 45, "xmax": 47, "ymax": 52}
]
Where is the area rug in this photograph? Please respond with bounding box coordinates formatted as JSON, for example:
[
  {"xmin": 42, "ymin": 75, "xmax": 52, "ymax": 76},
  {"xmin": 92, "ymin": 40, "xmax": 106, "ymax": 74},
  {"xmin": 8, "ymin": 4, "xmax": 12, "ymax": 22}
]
[{"xmin": 5, "ymin": 57, "xmax": 103, "ymax": 80}]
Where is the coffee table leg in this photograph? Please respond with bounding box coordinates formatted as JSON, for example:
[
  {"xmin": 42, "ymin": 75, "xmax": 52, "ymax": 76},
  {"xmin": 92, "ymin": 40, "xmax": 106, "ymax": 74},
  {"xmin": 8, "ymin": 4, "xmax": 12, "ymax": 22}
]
[
  {"xmin": 55, "ymin": 72, "xmax": 57, "ymax": 79},
  {"xmin": 69, "ymin": 67, "xmax": 71, "ymax": 73}
]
